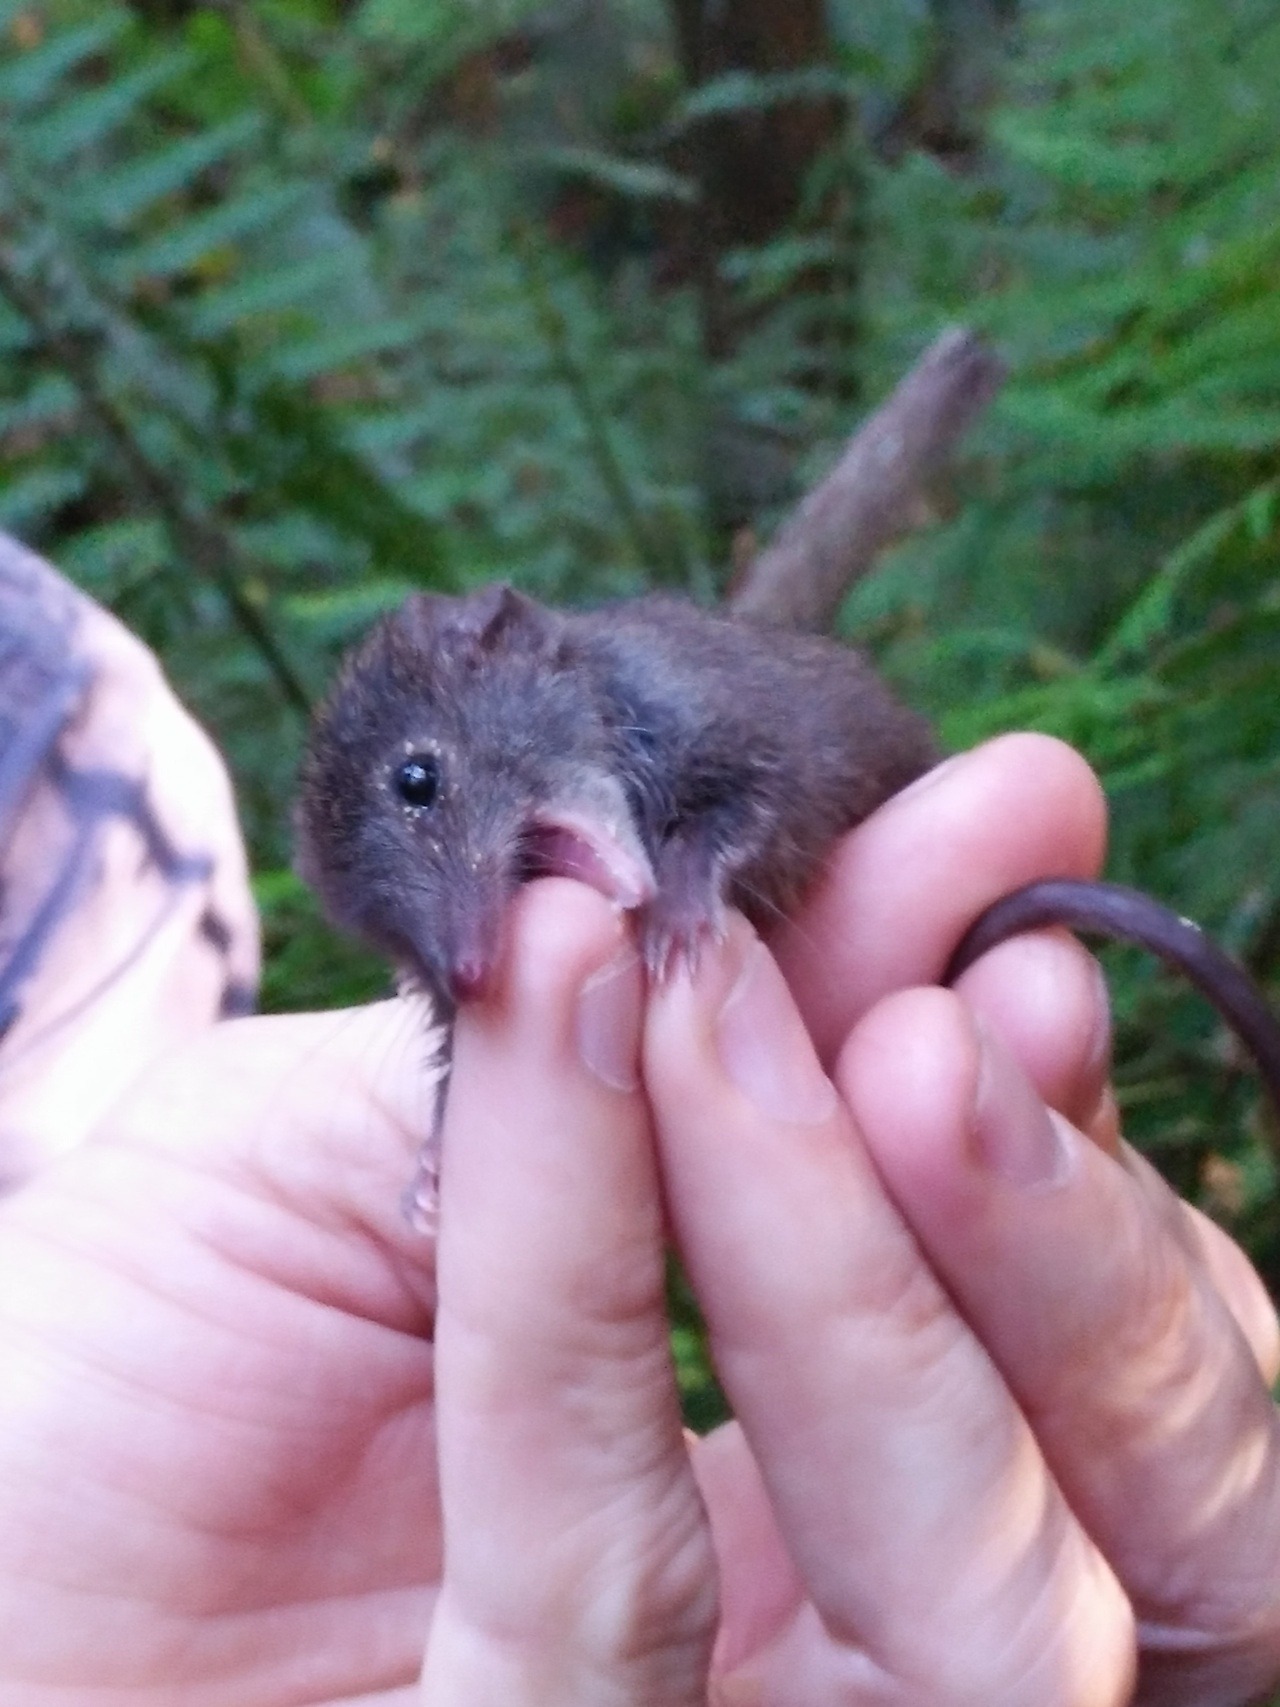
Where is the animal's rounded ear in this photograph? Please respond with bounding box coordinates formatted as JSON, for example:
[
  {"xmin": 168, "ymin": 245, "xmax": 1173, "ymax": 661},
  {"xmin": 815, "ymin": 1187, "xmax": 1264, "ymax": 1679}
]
[
  {"xmin": 456, "ymin": 583, "xmax": 551, "ymax": 651},
  {"xmin": 393, "ymin": 584, "xmax": 555, "ymax": 657},
  {"xmin": 395, "ymin": 591, "xmax": 451, "ymax": 642}
]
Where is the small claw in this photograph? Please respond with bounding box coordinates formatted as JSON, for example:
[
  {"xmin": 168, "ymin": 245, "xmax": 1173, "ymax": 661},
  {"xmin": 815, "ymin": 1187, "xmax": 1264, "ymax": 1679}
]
[
  {"xmin": 643, "ymin": 925, "xmax": 692, "ymax": 983},
  {"xmin": 400, "ymin": 1041, "xmax": 448, "ymax": 1235},
  {"xmin": 401, "ymin": 1142, "xmax": 440, "ymax": 1234},
  {"xmin": 640, "ymin": 901, "xmax": 725, "ymax": 983}
]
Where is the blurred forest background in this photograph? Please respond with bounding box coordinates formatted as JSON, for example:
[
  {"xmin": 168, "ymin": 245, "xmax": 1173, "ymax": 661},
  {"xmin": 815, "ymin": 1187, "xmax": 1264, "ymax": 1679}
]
[{"xmin": 2, "ymin": 0, "xmax": 1279, "ymax": 1313}]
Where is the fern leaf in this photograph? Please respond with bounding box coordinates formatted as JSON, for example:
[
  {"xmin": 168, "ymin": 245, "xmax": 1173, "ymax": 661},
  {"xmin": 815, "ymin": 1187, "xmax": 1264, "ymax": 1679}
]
[
  {"xmin": 116, "ymin": 182, "xmax": 312, "ymax": 283},
  {"xmin": 267, "ymin": 309, "xmax": 438, "ymax": 382},
  {"xmin": 0, "ymin": 465, "xmax": 87, "ymax": 529},
  {"xmin": 1099, "ymin": 480, "xmax": 1280, "ymax": 665},
  {"xmin": 186, "ymin": 248, "xmax": 368, "ymax": 337},
  {"xmin": 533, "ymin": 146, "xmax": 697, "ymax": 207},
  {"xmin": 24, "ymin": 50, "xmax": 193, "ymax": 167},
  {"xmin": 0, "ymin": 14, "xmax": 130, "ymax": 110},
  {"xmin": 59, "ymin": 517, "xmax": 167, "ymax": 594},
  {"xmin": 0, "ymin": 373, "xmax": 78, "ymax": 437},
  {"xmin": 83, "ymin": 114, "xmax": 264, "ymax": 228}
]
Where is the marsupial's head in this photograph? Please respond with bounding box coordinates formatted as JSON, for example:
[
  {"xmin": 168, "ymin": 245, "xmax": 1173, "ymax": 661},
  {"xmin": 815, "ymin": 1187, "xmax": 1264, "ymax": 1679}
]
[{"xmin": 295, "ymin": 584, "xmax": 653, "ymax": 1008}]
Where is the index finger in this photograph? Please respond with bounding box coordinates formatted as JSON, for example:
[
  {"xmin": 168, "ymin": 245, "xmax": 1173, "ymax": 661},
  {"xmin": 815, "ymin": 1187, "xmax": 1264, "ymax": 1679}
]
[{"xmin": 643, "ymin": 918, "xmax": 1134, "ymax": 1705}]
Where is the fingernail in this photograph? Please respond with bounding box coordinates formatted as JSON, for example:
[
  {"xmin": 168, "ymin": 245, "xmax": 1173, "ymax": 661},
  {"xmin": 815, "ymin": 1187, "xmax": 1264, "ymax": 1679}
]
[
  {"xmin": 971, "ymin": 1017, "xmax": 1072, "ymax": 1187},
  {"xmin": 716, "ymin": 939, "xmax": 836, "ymax": 1124},
  {"xmin": 886, "ymin": 752, "xmax": 964, "ymax": 809},
  {"xmin": 1084, "ymin": 957, "xmax": 1113, "ymax": 1083},
  {"xmin": 576, "ymin": 948, "xmax": 642, "ymax": 1092}
]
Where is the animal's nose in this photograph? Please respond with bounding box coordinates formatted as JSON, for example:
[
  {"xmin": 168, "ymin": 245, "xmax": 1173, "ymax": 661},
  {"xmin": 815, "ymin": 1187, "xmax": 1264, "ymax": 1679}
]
[{"xmin": 449, "ymin": 948, "xmax": 494, "ymax": 1003}]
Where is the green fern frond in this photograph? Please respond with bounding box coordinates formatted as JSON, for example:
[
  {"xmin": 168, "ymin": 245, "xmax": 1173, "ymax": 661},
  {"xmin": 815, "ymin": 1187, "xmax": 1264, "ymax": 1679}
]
[
  {"xmin": 0, "ymin": 465, "xmax": 88, "ymax": 529},
  {"xmin": 0, "ymin": 14, "xmax": 130, "ymax": 110},
  {"xmin": 116, "ymin": 182, "xmax": 313, "ymax": 283},
  {"xmin": 186, "ymin": 247, "xmax": 369, "ymax": 337},
  {"xmin": 78, "ymin": 113, "xmax": 264, "ymax": 227},
  {"xmin": 24, "ymin": 49, "xmax": 192, "ymax": 166}
]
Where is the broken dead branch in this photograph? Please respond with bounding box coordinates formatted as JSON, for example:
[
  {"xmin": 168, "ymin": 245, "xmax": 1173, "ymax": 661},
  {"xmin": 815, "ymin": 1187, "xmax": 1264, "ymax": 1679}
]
[{"xmin": 730, "ymin": 327, "xmax": 1006, "ymax": 632}]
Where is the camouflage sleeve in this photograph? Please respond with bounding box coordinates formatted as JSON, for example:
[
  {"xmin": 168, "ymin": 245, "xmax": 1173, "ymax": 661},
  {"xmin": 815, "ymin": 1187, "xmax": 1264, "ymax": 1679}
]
[{"xmin": 0, "ymin": 532, "xmax": 259, "ymax": 1189}]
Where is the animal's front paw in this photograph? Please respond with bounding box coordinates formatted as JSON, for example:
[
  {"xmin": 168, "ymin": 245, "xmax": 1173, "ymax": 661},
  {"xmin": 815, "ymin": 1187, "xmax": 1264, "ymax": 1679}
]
[{"xmin": 639, "ymin": 887, "xmax": 727, "ymax": 982}]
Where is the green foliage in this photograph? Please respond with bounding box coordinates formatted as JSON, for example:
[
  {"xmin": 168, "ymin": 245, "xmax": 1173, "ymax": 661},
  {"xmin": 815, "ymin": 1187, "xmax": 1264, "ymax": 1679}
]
[
  {"xmin": 3, "ymin": 0, "xmax": 1280, "ymax": 1298},
  {"xmin": 254, "ymin": 869, "xmax": 389, "ymax": 1013},
  {"xmin": 860, "ymin": 0, "xmax": 1280, "ymax": 1266},
  {"xmin": 0, "ymin": 0, "xmax": 700, "ymax": 852}
]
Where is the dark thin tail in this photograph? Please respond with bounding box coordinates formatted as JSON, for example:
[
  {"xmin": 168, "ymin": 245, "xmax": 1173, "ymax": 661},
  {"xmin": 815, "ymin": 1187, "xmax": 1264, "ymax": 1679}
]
[{"xmin": 945, "ymin": 878, "xmax": 1280, "ymax": 1134}]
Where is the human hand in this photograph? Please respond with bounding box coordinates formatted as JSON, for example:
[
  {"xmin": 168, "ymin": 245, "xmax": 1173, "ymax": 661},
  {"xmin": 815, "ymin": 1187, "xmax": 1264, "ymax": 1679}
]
[
  {"xmin": 0, "ymin": 878, "xmax": 721, "ymax": 1702},
  {"xmin": 430, "ymin": 730, "xmax": 1280, "ymax": 1705},
  {"xmin": 0, "ymin": 994, "xmax": 445, "ymax": 1702},
  {"xmin": 0, "ymin": 733, "xmax": 1276, "ymax": 1706},
  {"xmin": 644, "ymin": 731, "xmax": 1280, "ymax": 1705}
]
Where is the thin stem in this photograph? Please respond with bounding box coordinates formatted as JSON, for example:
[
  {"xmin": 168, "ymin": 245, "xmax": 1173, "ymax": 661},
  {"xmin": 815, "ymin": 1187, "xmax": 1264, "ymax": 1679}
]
[
  {"xmin": 513, "ymin": 221, "xmax": 679, "ymax": 580},
  {"xmin": 214, "ymin": 0, "xmax": 317, "ymax": 136}
]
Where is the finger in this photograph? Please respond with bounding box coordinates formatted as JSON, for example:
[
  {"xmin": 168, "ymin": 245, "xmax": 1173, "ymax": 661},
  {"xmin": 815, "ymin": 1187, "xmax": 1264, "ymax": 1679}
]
[
  {"xmin": 646, "ymin": 920, "xmax": 1135, "ymax": 1706},
  {"xmin": 842, "ymin": 988, "xmax": 1280, "ymax": 1706},
  {"xmin": 772, "ymin": 733, "xmax": 1107, "ymax": 1062},
  {"xmin": 1180, "ymin": 1200, "xmax": 1280, "ymax": 1383},
  {"xmin": 951, "ymin": 929, "xmax": 1115, "ymax": 1141},
  {"xmin": 688, "ymin": 1421, "xmax": 804, "ymax": 1678},
  {"xmin": 423, "ymin": 880, "xmax": 716, "ymax": 1707}
]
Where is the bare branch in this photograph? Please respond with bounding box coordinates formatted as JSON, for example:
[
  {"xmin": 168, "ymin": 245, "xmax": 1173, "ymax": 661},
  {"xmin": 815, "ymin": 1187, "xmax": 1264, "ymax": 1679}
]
[{"xmin": 730, "ymin": 327, "xmax": 1005, "ymax": 631}]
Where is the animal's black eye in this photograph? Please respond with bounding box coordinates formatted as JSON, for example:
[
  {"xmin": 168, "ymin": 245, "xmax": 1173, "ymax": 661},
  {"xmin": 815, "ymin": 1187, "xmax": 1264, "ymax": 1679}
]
[{"xmin": 393, "ymin": 753, "xmax": 442, "ymax": 809}]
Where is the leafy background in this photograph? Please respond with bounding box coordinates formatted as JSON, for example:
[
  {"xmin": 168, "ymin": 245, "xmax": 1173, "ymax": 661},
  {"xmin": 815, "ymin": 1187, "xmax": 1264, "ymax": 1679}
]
[{"xmin": 2, "ymin": 0, "xmax": 1279, "ymax": 1418}]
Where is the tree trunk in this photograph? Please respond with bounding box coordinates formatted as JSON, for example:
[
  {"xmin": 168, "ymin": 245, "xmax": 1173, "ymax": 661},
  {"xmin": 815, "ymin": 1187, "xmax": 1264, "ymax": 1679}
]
[
  {"xmin": 668, "ymin": 0, "xmax": 844, "ymax": 360},
  {"xmin": 666, "ymin": 0, "xmax": 850, "ymax": 540}
]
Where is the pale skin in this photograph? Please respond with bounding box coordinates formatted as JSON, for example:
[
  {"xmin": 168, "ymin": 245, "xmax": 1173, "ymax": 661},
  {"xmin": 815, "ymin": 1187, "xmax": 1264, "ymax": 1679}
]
[{"xmin": 0, "ymin": 734, "xmax": 1277, "ymax": 1705}]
